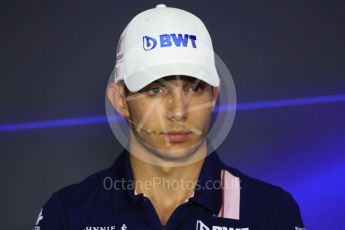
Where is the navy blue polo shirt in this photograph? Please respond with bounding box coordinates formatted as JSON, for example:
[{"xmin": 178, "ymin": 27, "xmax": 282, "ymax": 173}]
[{"xmin": 34, "ymin": 150, "xmax": 304, "ymax": 230}]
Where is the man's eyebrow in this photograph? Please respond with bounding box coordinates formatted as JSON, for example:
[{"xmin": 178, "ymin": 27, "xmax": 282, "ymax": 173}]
[
  {"xmin": 141, "ymin": 76, "xmax": 200, "ymax": 90},
  {"xmin": 138, "ymin": 81, "xmax": 163, "ymax": 92},
  {"xmin": 142, "ymin": 80, "xmax": 165, "ymax": 89},
  {"xmin": 151, "ymin": 80, "xmax": 164, "ymax": 84}
]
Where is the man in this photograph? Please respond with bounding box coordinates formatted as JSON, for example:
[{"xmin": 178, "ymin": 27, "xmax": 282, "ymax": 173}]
[{"xmin": 34, "ymin": 4, "xmax": 304, "ymax": 230}]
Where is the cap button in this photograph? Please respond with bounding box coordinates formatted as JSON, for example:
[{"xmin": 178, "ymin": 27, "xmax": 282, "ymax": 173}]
[{"xmin": 156, "ymin": 4, "xmax": 167, "ymax": 8}]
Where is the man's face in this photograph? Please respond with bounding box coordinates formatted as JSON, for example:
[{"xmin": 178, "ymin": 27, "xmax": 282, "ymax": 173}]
[{"xmin": 123, "ymin": 75, "xmax": 218, "ymax": 161}]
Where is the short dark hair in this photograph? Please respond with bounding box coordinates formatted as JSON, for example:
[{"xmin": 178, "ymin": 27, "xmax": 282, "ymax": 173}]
[{"xmin": 117, "ymin": 81, "xmax": 132, "ymax": 96}]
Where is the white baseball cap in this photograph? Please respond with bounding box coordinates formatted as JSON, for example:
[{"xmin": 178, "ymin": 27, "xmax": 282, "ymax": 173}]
[{"xmin": 114, "ymin": 4, "xmax": 220, "ymax": 92}]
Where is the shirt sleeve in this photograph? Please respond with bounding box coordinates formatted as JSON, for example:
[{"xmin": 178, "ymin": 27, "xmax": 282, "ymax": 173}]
[
  {"xmin": 266, "ymin": 191, "xmax": 304, "ymax": 230},
  {"xmin": 33, "ymin": 192, "xmax": 67, "ymax": 230}
]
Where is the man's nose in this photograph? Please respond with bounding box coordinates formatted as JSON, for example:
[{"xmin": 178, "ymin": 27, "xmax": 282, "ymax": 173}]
[{"xmin": 166, "ymin": 90, "xmax": 188, "ymax": 121}]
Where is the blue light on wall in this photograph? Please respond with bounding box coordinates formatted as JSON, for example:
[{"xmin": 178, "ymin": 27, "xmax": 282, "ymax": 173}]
[{"xmin": 1, "ymin": 94, "xmax": 344, "ymax": 132}]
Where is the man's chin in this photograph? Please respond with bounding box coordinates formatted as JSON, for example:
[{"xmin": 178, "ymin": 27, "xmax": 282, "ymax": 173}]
[
  {"xmin": 144, "ymin": 141, "xmax": 205, "ymax": 163},
  {"xmin": 133, "ymin": 132, "xmax": 206, "ymax": 165},
  {"xmin": 153, "ymin": 148, "xmax": 196, "ymax": 162}
]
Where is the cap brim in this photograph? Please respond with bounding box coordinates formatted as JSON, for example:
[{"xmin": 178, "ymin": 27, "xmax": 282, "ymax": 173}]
[{"xmin": 124, "ymin": 62, "xmax": 220, "ymax": 92}]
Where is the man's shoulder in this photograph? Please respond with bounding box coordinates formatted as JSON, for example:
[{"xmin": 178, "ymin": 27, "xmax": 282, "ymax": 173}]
[
  {"xmin": 221, "ymin": 163, "xmax": 295, "ymax": 207},
  {"xmin": 37, "ymin": 165, "xmax": 121, "ymax": 228},
  {"xmin": 220, "ymin": 162, "xmax": 301, "ymax": 221},
  {"xmin": 220, "ymin": 162, "xmax": 284, "ymax": 193},
  {"xmin": 50, "ymin": 165, "xmax": 116, "ymax": 210}
]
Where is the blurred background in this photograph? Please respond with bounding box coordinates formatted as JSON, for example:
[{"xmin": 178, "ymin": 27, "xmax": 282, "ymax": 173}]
[{"xmin": 1, "ymin": 0, "xmax": 344, "ymax": 229}]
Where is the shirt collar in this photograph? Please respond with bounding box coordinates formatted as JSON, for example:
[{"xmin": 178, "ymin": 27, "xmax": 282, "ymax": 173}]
[
  {"xmin": 111, "ymin": 148, "xmax": 224, "ymax": 216},
  {"xmin": 111, "ymin": 149, "xmax": 143, "ymax": 216},
  {"xmin": 188, "ymin": 151, "xmax": 223, "ymax": 215}
]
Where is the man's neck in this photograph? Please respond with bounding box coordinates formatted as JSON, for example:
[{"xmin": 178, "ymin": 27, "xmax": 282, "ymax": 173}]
[
  {"xmin": 128, "ymin": 134, "xmax": 207, "ymax": 185},
  {"xmin": 130, "ymin": 152, "xmax": 205, "ymax": 191},
  {"xmin": 129, "ymin": 153, "xmax": 205, "ymax": 226},
  {"xmin": 128, "ymin": 133, "xmax": 207, "ymax": 225}
]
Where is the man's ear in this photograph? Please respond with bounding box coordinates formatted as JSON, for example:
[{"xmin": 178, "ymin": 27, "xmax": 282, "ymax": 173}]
[
  {"xmin": 107, "ymin": 83, "xmax": 130, "ymax": 118},
  {"xmin": 211, "ymin": 85, "xmax": 220, "ymax": 112}
]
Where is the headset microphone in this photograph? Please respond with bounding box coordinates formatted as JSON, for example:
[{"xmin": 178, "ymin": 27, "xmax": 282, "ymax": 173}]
[{"xmin": 125, "ymin": 118, "xmax": 151, "ymax": 134}]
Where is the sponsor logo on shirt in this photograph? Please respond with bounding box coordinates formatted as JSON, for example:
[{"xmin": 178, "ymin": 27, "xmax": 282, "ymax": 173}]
[
  {"xmin": 36, "ymin": 209, "xmax": 43, "ymax": 225},
  {"xmin": 143, "ymin": 34, "xmax": 197, "ymax": 51},
  {"xmin": 83, "ymin": 224, "xmax": 127, "ymax": 230},
  {"xmin": 196, "ymin": 220, "xmax": 249, "ymax": 230},
  {"xmin": 83, "ymin": 227, "xmax": 115, "ymax": 230},
  {"xmin": 33, "ymin": 209, "xmax": 43, "ymax": 230}
]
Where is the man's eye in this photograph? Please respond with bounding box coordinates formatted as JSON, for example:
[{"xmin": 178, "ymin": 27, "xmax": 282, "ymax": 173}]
[
  {"xmin": 188, "ymin": 83, "xmax": 201, "ymax": 92},
  {"xmin": 147, "ymin": 87, "xmax": 164, "ymax": 95}
]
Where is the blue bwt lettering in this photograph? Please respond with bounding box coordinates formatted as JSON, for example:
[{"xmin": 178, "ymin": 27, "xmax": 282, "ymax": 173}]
[{"xmin": 143, "ymin": 34, "xmax": 197, "ymax": 50}]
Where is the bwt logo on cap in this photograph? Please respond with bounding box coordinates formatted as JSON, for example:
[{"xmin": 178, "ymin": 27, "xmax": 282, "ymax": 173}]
[{"xmin": 143, "ymin": 33, "xmax": 197, "ymax": 51}]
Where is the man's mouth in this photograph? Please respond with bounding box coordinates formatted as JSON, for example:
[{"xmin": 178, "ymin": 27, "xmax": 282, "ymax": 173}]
[{"xmin": 162, "ymin": 131, "xmax": 191, "ymax": 142}]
